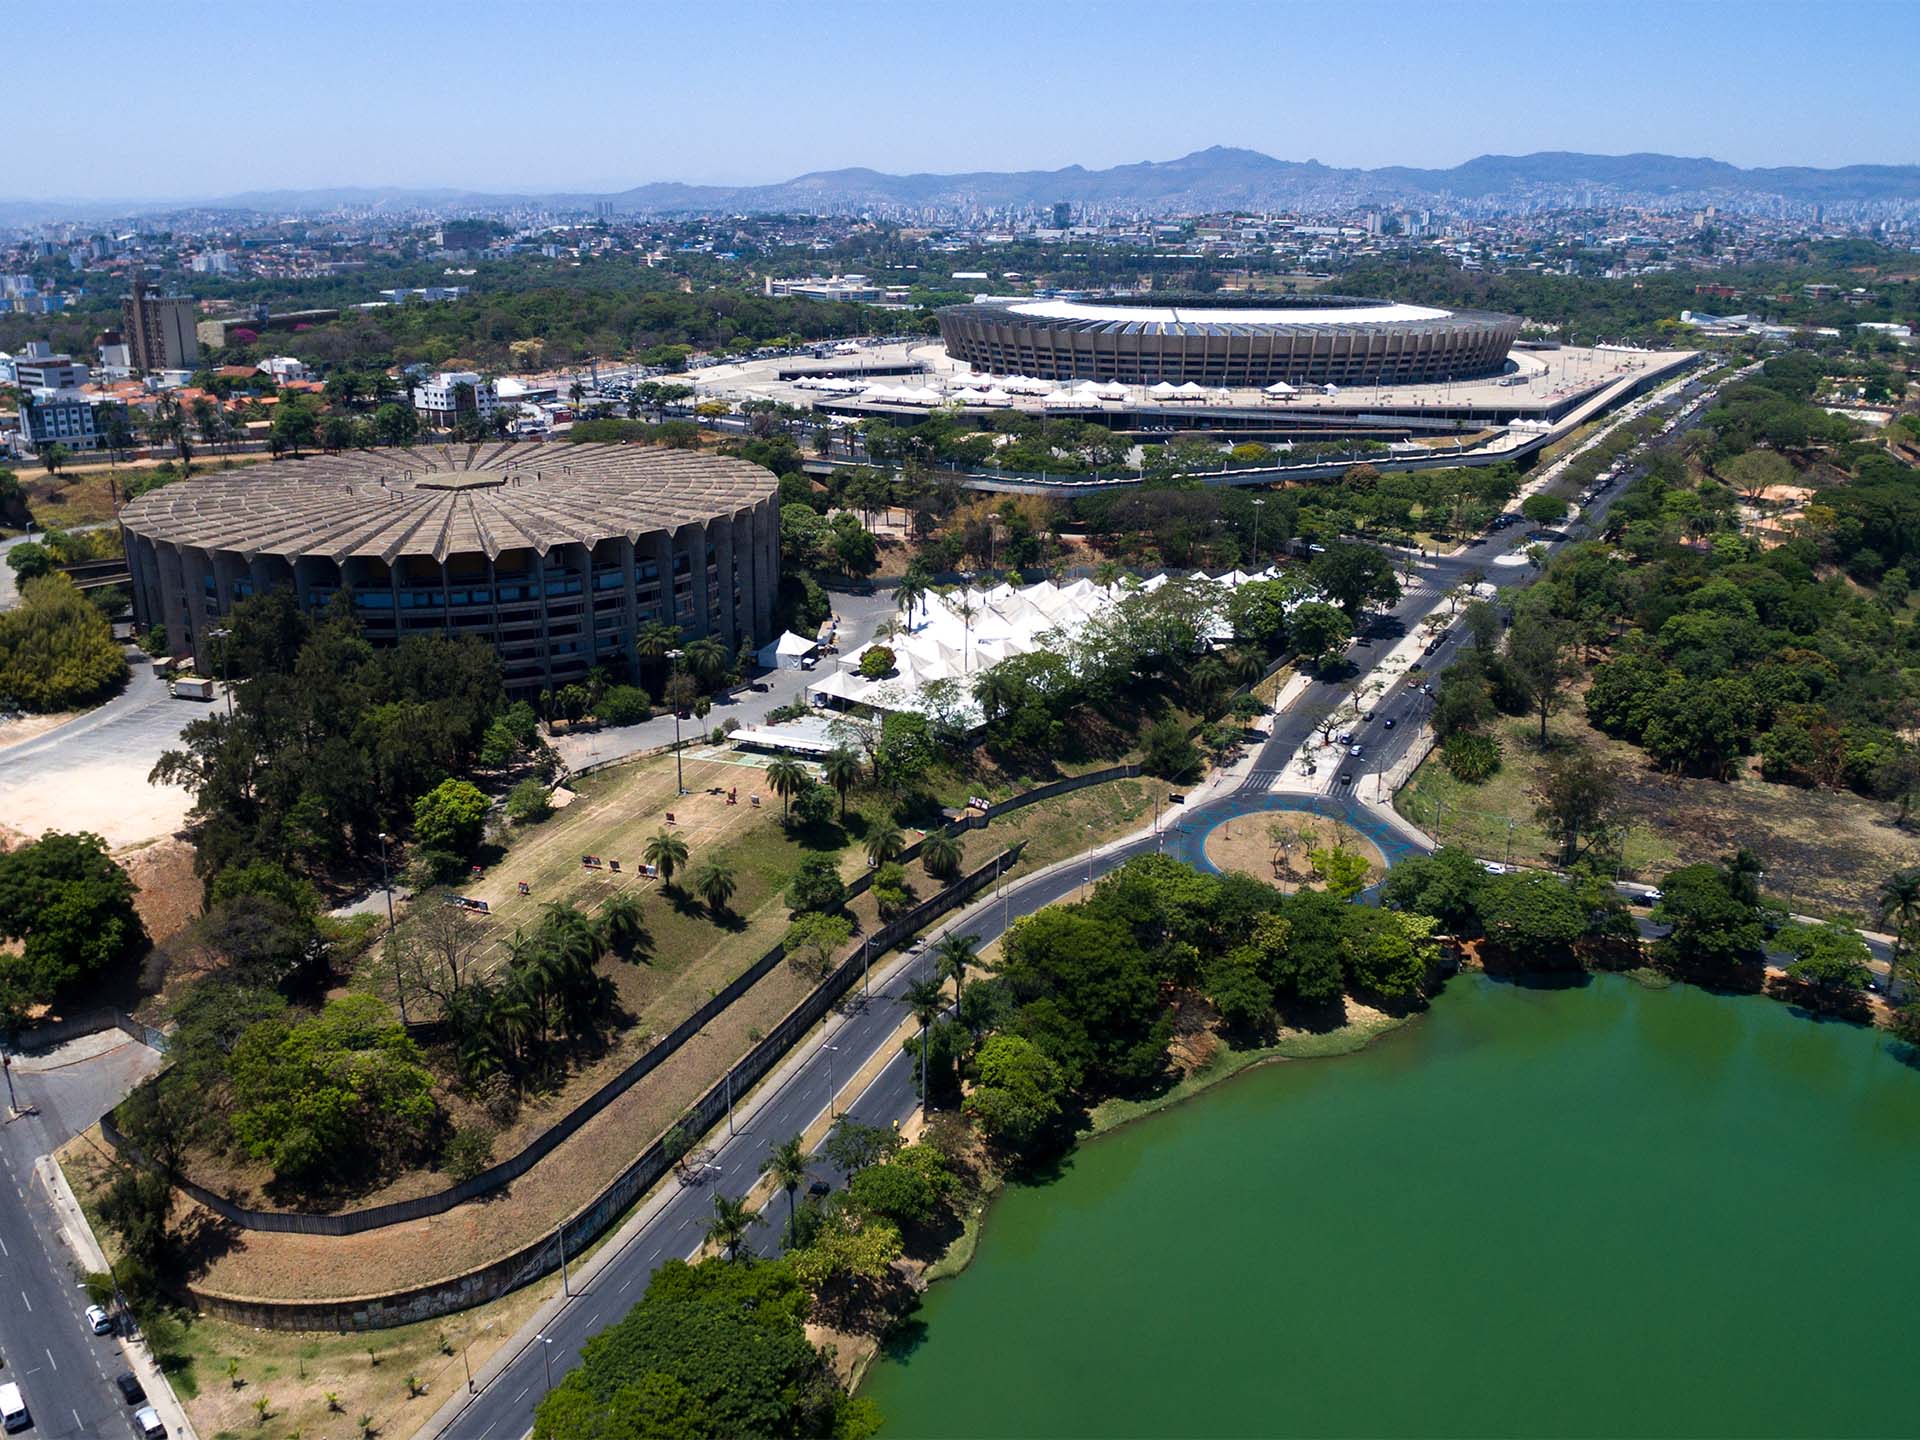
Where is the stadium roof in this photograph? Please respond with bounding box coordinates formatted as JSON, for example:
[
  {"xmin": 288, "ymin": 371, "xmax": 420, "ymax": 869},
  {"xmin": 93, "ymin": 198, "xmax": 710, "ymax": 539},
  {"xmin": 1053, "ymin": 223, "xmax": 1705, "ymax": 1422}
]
[
  {"xmin": 1008, "ymin": 299, "xmax": 1451, "ymax": 326},
  {"xmin": 119, "ymin": 442, "xmax": 775, "ymax": 564}
]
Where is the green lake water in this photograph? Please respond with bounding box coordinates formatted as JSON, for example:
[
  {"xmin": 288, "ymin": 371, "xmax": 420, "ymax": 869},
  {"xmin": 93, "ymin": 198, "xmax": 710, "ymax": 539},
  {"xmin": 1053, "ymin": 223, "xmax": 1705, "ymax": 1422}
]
[{"xmin": 863, "ymin": 974, "xmax": 1920, "ymax": 1438}]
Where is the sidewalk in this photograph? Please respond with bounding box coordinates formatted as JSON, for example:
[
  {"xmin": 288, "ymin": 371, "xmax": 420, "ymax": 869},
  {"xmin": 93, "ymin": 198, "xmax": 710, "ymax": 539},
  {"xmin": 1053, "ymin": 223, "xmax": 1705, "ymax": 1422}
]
[{"xmin": 35, "ymin": 1156, "xmax": 200, "ymax": 1440}]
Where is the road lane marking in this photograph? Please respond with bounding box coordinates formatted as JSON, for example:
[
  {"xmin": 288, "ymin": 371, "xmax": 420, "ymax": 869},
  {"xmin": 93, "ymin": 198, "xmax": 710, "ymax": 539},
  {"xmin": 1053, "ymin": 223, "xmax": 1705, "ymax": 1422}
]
[
  {"xmin": 19, "ymin": 1289, "xmax": 28, "ymax": 1310},
  {"xmin": 45, "ymin": 1346, "xmax": 56, "ymax": 1370}
]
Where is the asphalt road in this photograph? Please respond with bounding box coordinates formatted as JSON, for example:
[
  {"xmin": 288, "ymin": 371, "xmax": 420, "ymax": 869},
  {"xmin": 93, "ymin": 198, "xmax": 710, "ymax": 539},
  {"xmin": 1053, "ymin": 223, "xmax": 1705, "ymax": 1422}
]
[
  {"xmin": 431, "ymin": 362, "xmax": 1726, "ymax": 1440},
  {"xmin": 0, "ymin": 1034, "xmax": 167, "ymax": 1440}
]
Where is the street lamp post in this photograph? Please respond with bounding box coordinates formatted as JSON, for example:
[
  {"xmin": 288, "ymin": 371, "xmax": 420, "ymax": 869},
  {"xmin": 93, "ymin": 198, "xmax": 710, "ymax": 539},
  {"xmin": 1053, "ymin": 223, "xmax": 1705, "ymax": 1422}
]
[
  {"xmin": 1250, "ymin": 497, "xmax": 1266, "ymax": 567},
  {"xmin": 536, "ymin": 1334, "xmax": 555, "ymax": 1394},
  {"xmin": 209, "ymin": 626, "xmax": 234, "ymax": 716},
  {"xmin": 823, "ymin": 1041, "xmax": 840, "ymax": 1120},
  {"xmin": 666, "ymin": 647, "xmax": 687, "ymax": 796}
]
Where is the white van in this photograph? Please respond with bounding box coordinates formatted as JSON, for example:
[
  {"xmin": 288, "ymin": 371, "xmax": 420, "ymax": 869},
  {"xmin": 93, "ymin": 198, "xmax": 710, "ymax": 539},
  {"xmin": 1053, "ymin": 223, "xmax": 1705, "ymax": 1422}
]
[{"xmin": 0, "ymin": 1380, "xmax": 28, "ymax": 1432}]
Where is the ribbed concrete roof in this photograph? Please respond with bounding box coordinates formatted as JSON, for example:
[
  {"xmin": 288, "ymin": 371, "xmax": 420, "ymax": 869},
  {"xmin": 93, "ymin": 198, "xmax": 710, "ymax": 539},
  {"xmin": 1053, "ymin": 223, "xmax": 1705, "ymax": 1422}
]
[{"xmin": 119, "ymin": 442, "xmax": 775, "ymax": 564}]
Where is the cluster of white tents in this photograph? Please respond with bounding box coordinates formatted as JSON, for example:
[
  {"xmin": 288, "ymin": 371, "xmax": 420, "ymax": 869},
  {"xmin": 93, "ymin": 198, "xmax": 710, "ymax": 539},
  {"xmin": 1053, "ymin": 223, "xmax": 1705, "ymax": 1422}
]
[
  {"xmin": 792, "ymin": 371, "xmax": 1323, "ymax": 411},
  {"xmin": 805, "ymin": 568, "xmax": 1317, "ymax": 731},
  {"xmin": 790, "ymin": 375, "xmax": 876, "ymax": 394}
]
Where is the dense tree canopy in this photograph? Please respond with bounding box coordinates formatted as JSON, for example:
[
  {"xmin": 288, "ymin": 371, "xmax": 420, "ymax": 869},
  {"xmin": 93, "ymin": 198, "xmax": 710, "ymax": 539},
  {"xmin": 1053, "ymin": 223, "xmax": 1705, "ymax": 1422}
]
[
  {"xmin": 532, "ymin": 1257, "xmax": 864, "ymax": 1440},
  {"xmin": 0, "ymin": 831, "xmax": 146, "ymax": 1010}
]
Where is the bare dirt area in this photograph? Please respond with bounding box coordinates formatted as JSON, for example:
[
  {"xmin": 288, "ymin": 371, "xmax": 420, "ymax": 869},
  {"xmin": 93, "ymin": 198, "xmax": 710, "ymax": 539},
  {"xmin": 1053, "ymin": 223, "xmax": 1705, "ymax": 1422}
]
[
  {"xmin": 119, "ymin": 834, "xmax": 202, "ymax": 949},
  {"xmin": 0, "ymin": 709, "xmax": 80, "ymax": 749},
  {"xmin": 1397, "ymin": 699, "xmax": 1920, "ymax": 923},
  {"xmin": 1202, "ymin": 813, "xmax": 1386, "ymax": 892}
]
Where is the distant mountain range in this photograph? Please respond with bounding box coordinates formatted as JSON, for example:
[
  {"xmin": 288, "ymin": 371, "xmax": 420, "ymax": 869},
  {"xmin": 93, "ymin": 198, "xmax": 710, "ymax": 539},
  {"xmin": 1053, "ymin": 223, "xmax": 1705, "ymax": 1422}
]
[{"xmin": 6, "ymin": 148, "xmax": 1920, "ymax": 225}]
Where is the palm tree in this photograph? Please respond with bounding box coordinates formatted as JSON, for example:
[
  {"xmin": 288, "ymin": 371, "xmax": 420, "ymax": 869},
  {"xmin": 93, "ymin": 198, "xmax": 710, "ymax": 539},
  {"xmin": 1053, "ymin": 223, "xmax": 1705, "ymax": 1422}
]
[
  {"xmin": 920, "ymin": 828, "xmax": 963, "ymax": 881},
  {"xmin": 635, "ymin": 620, "xmax": 682, "ymax": 694},
  {"xmin": 902, "ymin": 977, "xmax": 947, "ymax": 1106},
  {"xmin": 705, "ymin": 1192, "xmax": 761, "ymax": 1261},
  {"xmin": 643, "ymin": 830, "xmax": 689, "ymax": 888},
  {"xmin": 1094, "ymin": 559, "xmax": 1122, "ymax": 596},
  {"xmin": 972, "ymin": 664, "xmax": 1021, "ymax": 726},
  {"xmin": 683, "ymin": 635, "xmax": 728, "ymax": 690},
  {"xmin": 822, "ymin": 746, "xmax": 861, "ymax": 821},
  {"xmin": 692, "ymin": 859, "xmax": 737, "ymax": 917},
  {"xmin": 596, "ymin": 890, "xmax": 648, "ymax": 958},
  {"xmin": 896, "ymin": 561, "xmax": 932, "ymax": 632},
  {"xmin": 766, "ymin": 756, "xmax": 808, "ymax": 819},
  {"xmin": 1880, "ymin": 870, "xmax": 1920, "ymax": 984},
  {"xmin": 865, "ymin": 822, "xmax": 905, "ymax": 868},
  {"xmin": 934, "ymin": 932, "xmax": 976, "ymax": 1003},
  {"xmin": 760, "ymin": 1134, "xmax": 809, "ymax": 1248}
]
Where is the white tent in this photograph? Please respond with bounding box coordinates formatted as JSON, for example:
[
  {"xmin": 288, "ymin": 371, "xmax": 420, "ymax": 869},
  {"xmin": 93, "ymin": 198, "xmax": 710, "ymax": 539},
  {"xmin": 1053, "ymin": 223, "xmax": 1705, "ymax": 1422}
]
[
  {"xmin": 953, "ymin": 387, "xmax": 988, "ymax": 404},
  {"xmin": 1263, "ymin": 381, "xmax": 1297, "ymax": 396},
  {"xmin": 1096, "ymin": 381, "xmax": 1129, "ymax": 400},
  {"xmin": 756, "ymin": 630, "xmax": 819, "ymax": 670},
  {"xmin": 1149, "ymin": 381, "xmax": 1179, "ymax": 398},
  {"xmin": 1175, "ymin": 381, "xmax": 1208, "ymax": 399},
  {"xmin": 980, "ymin": 388, "xmax": 1013, "ymax": 407}
]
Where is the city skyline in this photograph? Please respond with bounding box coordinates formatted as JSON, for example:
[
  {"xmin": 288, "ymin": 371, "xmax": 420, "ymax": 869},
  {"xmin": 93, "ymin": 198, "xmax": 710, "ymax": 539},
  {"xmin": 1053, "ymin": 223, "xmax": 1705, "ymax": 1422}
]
[{"xmin": 9, "ymin": 0, "xmax": 1919, "ymax": 201}]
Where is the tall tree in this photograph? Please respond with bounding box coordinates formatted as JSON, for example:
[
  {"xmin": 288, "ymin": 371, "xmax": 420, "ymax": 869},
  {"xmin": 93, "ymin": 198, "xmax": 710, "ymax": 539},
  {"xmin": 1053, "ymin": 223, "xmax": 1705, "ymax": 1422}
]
[{"xmin": 759, "ymin": 1134, "xmax": 810, "ymax": 1249}]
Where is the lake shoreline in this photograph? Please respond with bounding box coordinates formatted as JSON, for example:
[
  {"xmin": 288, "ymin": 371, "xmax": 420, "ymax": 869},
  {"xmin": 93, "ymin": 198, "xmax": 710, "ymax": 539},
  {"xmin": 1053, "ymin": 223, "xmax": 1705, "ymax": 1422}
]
[{"xmin": 862, "ymin": 971, "xmax": 1920, "ymax": 1436}]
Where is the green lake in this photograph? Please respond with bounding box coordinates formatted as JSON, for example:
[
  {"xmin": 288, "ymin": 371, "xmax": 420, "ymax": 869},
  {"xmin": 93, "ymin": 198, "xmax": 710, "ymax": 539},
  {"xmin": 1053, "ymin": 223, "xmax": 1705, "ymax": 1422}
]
[{"xmin": 864, "ymin": 974, "xmax": 1920, "ymax": 1437}]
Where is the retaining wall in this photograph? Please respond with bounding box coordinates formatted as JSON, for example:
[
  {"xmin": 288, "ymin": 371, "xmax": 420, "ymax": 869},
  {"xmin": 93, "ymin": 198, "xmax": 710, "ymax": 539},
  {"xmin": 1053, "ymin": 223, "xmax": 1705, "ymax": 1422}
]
[
  {"xmin": 183, "ymin": 845, "xmax": 1021, "ymax": 1331},
  {"xmin": 104, "ymin": 760, "xmax": 1141, "ymax": 1237}
]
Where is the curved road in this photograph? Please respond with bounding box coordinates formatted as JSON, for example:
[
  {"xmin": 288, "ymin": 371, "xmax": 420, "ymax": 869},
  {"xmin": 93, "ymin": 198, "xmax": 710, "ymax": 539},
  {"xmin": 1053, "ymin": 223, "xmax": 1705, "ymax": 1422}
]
[{"xmin": 427, "ymin": 366, "xmax": 1718, "ymax": 1439}]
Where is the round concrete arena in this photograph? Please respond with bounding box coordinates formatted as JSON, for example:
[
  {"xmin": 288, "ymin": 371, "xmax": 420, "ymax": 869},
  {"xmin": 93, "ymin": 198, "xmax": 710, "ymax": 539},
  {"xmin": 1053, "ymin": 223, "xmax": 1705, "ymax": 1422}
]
[
  {"xmin": 117, "ymin": 441, "xmax": 780, "ymax": 695},
  {"xmin": 936, "ymin": 293, "xmax": 1521, "ymax": 387}
]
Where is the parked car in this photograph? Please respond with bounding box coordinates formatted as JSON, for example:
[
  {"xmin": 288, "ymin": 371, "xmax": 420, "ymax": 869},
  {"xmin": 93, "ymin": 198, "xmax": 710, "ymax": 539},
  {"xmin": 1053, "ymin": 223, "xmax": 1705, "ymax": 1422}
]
[
  {"xmin": 86, "ymin": 1303, "xmax": 114, "ymax": 1335},
  {"xmin": 1349, "ymin": 744, "xmax": 1364, "ymax": 757},
  {"xmin": 115, "ymin": 1372, "xmax": 146, "ymax": 1405},
  {"xmin": 133, "ymin": 1404, "xmax": 166, "ymax": 1439},
  {"xmin": 1383, "ymin": 717, "xmax": 1396, "ymax": 729}
]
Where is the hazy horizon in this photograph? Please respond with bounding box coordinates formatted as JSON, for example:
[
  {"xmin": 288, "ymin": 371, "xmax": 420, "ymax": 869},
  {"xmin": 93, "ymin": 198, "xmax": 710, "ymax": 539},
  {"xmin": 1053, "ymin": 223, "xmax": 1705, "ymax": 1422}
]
[{"xmin": 10, "ymin": 0, "xmax": 1919, "ymax": 201}]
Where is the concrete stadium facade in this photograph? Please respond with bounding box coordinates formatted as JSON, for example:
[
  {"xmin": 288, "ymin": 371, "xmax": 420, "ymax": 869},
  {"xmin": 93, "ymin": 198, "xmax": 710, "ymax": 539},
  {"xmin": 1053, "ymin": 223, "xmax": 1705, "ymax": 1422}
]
[
  {"xmin": 118, "ymin": 443, "xmax": 781, "ymax": 694},
  {"xmin": 936, "ymin": 295, "xmax": 1522, "ymax": 387}
]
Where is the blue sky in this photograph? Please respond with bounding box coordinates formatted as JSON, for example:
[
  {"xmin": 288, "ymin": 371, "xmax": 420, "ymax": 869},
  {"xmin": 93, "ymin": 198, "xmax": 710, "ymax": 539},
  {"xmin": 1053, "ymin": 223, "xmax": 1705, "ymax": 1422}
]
[{"xmin": 15, "ymin": 0, "xmax": 1919, "ymax": 198}]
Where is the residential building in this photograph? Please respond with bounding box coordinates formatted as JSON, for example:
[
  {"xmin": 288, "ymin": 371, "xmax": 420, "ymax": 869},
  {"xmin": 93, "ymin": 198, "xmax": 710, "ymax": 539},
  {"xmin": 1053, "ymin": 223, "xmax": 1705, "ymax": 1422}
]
[
  {"xmin": 122, "ymin": 267, "xmax": 201, "ymax": 372},
  {"xmin": 412, "ymin": 370, "xmax": 498, "ymax": 428},
  {"xmin": 18, "ymin": 388, "xmax": 127, "ymax": 454},
  {"xmin": 12, "ymin": 348, "xmax": 90, "ymax": 391}
]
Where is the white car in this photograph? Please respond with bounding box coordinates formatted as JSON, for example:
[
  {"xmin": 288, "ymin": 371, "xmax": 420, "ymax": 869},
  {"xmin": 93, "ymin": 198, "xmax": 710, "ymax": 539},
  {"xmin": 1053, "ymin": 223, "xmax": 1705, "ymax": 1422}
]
[
  {"xmin": 86, "ymin": 1303, "xmax": 113, "ymax": 1335},
  {"xmin": 1477, "ymin": 860, "xmax": 1509, "ymax": 875},
  {"xmin": 1348, "ymin": 744, "xmax": 1364, "ymax": 757}
]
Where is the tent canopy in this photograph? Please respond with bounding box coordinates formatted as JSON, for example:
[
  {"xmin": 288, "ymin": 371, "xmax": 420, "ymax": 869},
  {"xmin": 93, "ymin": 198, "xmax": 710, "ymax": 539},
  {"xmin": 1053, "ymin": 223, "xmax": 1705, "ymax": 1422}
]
[{"xmin": 756, "ymin": 630, "xmax": 819, "ymax": 670}]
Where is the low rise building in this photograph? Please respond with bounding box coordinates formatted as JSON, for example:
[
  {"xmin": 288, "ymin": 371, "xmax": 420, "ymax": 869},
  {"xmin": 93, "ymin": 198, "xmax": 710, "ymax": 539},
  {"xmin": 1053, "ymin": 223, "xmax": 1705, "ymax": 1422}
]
[
  {"xmin": 412, "ymin": 370, "xmax": 498, "ymax": 429},
  {"xmin": 18, "ymin": 387, "xmax": 127, "ymax": 454}
]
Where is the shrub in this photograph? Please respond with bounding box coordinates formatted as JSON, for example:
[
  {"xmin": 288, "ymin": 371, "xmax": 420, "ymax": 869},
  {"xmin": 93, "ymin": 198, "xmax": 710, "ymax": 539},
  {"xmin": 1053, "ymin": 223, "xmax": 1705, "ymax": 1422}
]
[
  {"xmin": 505, "ymin": 778, "xmax": 553, "ymax": 825},
  {"xmin": 785, "ymin": 854, "xmax": 846, "ymax": 915},
  {"xmin": 412, "ymin": 779, "xmax": 491, "ymax": 859},
  {"xmin": 0, "ymin": 573, "xmax": 128, "ymax": 712},
  {"xmin": 595, "ymin": 684, "xmax": 653, "ymax": 726},
  {"xmin": 443, "ymin": 1124, "xmax": 496, "ymax": 1183},
  {"xmin": 858, "ymin": 645, "xmax": 897, "ymax": 680},
  {"xmin": 1442, "ymin": 731, "xmax": 1501, "ymax": 783}
]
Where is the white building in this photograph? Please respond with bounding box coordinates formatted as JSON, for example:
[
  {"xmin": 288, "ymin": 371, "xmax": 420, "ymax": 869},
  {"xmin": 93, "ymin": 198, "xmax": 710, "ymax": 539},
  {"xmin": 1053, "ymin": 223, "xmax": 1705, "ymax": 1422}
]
[
  {"xmin": 190, "ymin": 250, "xmax": 235, "ymax": 275},
  {"xmin": 412, "ymin": 370, "xmax": 498, "ymax": 429},
  {"xmin": 12, "ymin": 347, "xmax": 90, "ymax": 391},
  {"xmin": 18, "ymin": 388, "xmax": 126, "ymax": 454},
  {"xmin": 256, "ymin": 355, "xmax": 312, "ymax": 383}
]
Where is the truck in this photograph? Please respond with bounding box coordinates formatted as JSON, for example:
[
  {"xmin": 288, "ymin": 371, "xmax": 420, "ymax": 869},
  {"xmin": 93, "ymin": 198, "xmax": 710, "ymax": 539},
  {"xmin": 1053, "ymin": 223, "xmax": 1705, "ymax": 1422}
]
[
  {"xmin": 0, "ymin": 1381, "xmax": 28, "ymax": 1433},
  {"xmin": 169, "ymin": 676, "xmax": 215, "ymax": 701}
]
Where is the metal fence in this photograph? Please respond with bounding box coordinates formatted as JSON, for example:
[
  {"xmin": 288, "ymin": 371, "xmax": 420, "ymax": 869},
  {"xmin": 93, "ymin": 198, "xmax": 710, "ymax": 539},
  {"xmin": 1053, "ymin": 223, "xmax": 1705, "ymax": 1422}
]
[{"xmin": 102, "ymin": 764, "xmax": 1143, "ymax": 1235}]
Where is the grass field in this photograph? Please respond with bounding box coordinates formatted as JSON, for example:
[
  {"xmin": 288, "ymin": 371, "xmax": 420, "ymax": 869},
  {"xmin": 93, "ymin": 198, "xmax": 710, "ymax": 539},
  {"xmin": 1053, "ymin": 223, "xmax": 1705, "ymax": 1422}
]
[
  {"xmin": 158, "ymin": 744, "xmax": 1175, "ymax": 1302},
  {"xmin": 1395, "ymin": 699, "xmax": 1920, "ymax": 922}
]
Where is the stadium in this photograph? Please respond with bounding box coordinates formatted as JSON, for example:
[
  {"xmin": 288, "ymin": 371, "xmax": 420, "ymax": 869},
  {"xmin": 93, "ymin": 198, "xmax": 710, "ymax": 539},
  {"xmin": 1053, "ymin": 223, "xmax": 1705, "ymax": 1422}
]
[
  {"xmin": 119, "ymin": 443, "xmax": 780, "ymax": 694},
  {"xmin": 936, "ymin": 294, "xmax": 1522, "ymax": 388}
]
